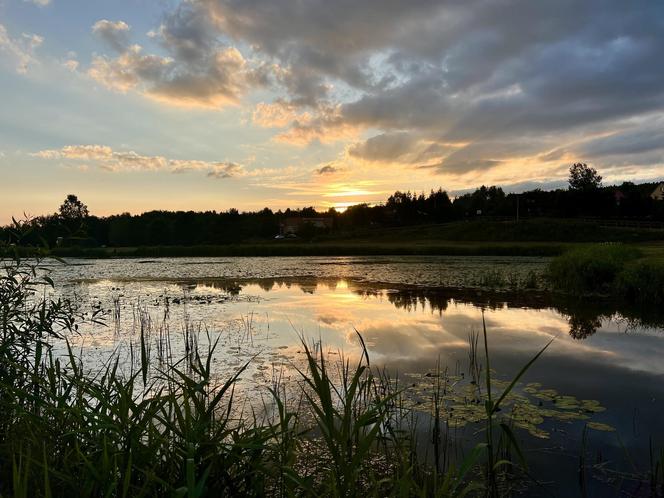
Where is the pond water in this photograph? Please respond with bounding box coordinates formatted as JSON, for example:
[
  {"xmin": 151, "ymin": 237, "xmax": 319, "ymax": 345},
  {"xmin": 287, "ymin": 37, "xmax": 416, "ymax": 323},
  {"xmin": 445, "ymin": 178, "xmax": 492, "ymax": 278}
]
[{"xmin": 43, "ymin": 256, "xmax": 664, "ymax": 496}]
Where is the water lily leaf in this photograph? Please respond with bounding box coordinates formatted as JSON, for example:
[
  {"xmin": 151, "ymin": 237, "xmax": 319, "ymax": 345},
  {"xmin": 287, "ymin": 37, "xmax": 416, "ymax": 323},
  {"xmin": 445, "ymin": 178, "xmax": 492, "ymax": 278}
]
[{"xmin": 586, "ymin": 422, "xmax": 615, "ymax": 432}]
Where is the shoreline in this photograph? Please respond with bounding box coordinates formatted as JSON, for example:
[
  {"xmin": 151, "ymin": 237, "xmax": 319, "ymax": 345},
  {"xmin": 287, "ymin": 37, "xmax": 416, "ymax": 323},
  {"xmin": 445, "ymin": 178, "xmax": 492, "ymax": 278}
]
[{"xmin": 7, "ymin": 241, "xmax": 571, "ymax": 259}]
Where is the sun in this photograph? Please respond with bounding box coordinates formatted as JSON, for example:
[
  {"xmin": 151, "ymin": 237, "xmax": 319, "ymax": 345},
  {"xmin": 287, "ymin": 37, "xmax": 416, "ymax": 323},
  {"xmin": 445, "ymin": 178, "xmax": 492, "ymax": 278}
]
[{"xmin": 321, "ymin": 201, "xmax": 358, "ymax": 213}]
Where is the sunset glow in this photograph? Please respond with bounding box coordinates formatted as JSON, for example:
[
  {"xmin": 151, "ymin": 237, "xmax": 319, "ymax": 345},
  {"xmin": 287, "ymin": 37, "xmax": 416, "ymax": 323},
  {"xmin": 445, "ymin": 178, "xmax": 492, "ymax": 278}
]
[{"xmin": 1, "ymin": 1, "xmax": 663, "ymax": 221}]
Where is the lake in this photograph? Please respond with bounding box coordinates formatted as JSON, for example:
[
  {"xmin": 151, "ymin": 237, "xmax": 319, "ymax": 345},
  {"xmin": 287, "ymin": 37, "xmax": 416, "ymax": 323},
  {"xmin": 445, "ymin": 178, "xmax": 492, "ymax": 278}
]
[{"xmin": 44, "ymin": 256, "xmax": 664, "ymax": 496}]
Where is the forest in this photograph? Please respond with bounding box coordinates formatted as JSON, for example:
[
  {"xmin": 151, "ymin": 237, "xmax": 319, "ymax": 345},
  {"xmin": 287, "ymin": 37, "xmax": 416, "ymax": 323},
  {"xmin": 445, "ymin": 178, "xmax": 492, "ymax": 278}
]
[{"xmin": 3, "ymin": 165, "xmax": 664, "ymax": 248}]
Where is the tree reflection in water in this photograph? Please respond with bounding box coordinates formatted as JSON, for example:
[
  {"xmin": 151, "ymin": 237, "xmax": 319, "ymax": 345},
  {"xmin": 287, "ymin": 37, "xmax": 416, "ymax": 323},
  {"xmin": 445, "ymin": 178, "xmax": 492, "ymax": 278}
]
[
  {"xmin": 178, "ymin": 277, "xmax": 664, "ymax": 340},
  {"xmin": 567, "ymin": 314, "xmax": 604, "ymax": 339}
]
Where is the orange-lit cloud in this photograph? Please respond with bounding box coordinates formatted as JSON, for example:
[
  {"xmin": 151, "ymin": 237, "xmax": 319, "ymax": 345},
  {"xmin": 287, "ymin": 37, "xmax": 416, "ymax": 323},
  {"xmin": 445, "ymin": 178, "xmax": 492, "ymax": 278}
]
[
  {"xmin": 252, "ymin": 102, "xmax": 311, "ymax": 128},
  {"xmin": 87, "ymin": 9, "xmax": 270, "ymax": 110},
  {"xmin": 3, "ymin": 0, "xmax": 664, "ymax": 225}
]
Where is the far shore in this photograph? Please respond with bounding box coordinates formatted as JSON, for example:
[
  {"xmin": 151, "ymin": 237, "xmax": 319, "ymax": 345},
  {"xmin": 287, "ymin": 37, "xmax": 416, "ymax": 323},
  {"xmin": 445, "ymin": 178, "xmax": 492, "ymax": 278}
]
[{"xmin": 6, "ymin": 240, "xmax": 571, "ymax": 259}]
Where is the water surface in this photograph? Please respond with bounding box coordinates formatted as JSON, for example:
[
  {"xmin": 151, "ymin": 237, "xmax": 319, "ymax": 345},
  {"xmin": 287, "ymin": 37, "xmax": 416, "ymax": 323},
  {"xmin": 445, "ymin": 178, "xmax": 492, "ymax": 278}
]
[{"xmin": 44, "ymin": 256, "xmax": 664, "ymax": 496}]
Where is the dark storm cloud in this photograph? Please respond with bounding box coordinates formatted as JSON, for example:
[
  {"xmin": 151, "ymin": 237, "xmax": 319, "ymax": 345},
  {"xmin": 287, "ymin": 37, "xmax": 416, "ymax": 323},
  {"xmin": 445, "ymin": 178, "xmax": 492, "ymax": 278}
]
[
  {"xmin": 579, "ymin": 118, "xmax": 664, "ymax": 158},
  {"xmin": 90, "ymin": 0, "xmax": 664, "ymax": 176}
]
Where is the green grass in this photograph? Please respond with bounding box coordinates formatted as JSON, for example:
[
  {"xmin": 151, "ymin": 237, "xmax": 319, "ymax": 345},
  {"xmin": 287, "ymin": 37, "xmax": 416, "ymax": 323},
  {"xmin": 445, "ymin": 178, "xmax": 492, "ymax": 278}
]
[
  {"xmin": 329, "ymin": 219, "xmax": 664, "ymax": 244},
  {"xmin": 547, "ymin": 244, "xmax": 642, "ymax": 294},
  {"xmin": 616, "ymin": 259, "xmax": 664, "ymax": 306},
  {"xmin": 30, "ymin": 241, "xmax": 568, "ymax": 258},
  {"xmin": 5, "ymin": 218, "xmax": 664, "ymax": 259}
]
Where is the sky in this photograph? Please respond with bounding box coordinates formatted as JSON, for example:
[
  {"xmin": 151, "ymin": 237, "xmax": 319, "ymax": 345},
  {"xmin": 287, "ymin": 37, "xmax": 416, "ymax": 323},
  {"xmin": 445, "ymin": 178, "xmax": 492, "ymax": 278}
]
[{"xmin": 1, "ymin": 0, "xmax": 664, "ymax": 223}]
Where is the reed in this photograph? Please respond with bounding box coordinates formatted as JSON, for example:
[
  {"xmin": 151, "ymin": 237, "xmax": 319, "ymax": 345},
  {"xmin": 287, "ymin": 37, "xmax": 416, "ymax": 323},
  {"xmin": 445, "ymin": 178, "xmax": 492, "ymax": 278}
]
[{"xmin": 548, "ymin": 244, "xmax": 664, "ymax": 306}]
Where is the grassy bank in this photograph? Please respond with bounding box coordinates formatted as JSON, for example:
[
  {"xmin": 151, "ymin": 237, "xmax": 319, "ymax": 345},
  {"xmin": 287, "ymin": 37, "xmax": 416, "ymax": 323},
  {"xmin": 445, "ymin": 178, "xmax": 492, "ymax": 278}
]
[
  {"xmin": 41, "ymin": 241, "xmax": 568, "ymax": 258},
  {"xmin": 327, "ymin": 218, "xmax": 664, "ymax": 244},
  {"xmin": 6, "ymin": 218, "xmax": 664, "ymax": 259}
]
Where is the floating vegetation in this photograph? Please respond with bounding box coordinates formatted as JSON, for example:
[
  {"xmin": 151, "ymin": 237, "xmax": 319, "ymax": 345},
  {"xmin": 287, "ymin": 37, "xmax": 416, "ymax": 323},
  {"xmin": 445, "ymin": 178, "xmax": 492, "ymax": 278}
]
[
  {"xmin": 586, "ymin": 422, "xmax": 616, "ymax": 432},
  {"xmin": 401, "ymin": 371, "xmax": 612, "ymax": 439}
]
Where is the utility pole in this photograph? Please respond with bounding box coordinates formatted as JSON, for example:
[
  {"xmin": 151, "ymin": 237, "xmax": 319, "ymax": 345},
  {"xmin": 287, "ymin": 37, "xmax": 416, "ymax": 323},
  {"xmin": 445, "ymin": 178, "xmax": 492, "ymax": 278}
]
[{"xmin": 516, "ymin": 194, "xmax": 520, "ymax": 223}]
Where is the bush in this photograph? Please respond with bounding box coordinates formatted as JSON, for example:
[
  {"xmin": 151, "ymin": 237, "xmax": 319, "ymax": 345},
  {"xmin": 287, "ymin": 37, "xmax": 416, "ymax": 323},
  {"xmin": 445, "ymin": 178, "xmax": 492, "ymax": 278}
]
[
  {"xmin": 547, "ymin": 244, "xmax": 642, "ymax": 295},
  {"xmin": 615, "ymin": 260, "xmax": 664, "ymax": 306}
]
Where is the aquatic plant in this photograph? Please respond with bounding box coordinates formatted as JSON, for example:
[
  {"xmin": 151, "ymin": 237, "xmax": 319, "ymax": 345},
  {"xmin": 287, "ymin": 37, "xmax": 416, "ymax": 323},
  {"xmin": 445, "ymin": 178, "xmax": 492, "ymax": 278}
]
[
  {"xmin": 548, "ymin": 243, "xmax": 664, "ymax": 307},
  {"xmin": 616, "ymin": 259, "xmax": 664, "ymax": 306},
  {"xmin": 547, "ymin": 244, "xmax": 642, "ymax": 295}
]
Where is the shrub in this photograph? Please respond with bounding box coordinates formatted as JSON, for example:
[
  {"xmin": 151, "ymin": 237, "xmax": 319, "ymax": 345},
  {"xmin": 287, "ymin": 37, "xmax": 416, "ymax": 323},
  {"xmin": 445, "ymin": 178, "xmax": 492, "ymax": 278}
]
[
  {"xmin": 615, "ymin": 259, "xmax": 664, "ymax": 306},
  {"xmin": 547, "ymin": 244, "xmax": 642, "ymax": 295}
]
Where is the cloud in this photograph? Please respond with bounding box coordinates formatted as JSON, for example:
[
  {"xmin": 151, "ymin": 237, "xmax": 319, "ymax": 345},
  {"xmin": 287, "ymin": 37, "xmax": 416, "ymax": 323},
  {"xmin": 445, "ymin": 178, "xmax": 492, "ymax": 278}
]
[
  {"xmin": 0, "ymin": 24, "xmax": 43, "ymax": 74},
  {"xmin": 88, "ymin": 44, "xmax": 255, "ymax": 108},
  {"xmin": 348, "ymin": 132, "xmax": 432, "ymax": 163},
  {"xmin": 92, "ymin": 20, "xmax": 131, "ymax": 53},
  {"xmin": 62, "ymin": 59, "xmax": 79, "ymax": 72},
  {"xmin": 203, "ymin": 0, "xmax": 448, "ymax": 104},
  {"xmin": 578, "ymin": 118, "xmax": 664, "ymax": 158},
  {"xmin": 206, "ymin": 162, "xmax": 244, "ymax": 178},
  {"xmin": 33, "ymin": 145, "xmax": 113, "ymax": 160},
  {"xmin": 79, "ymin": 0, "xmax": 664, "ymax": 183},
  {"xmin": 272, "ymin": 104, "xmax": 360, "ymax": 145},
  {"xmin": 420, "ymin": 158, "xmax": 503, "ymax": 175},
  {"xmin": 252, "ymin": 101, "xmax": 310, "ymax": 128},
  {"xmin": 315, "ymin": 165, "xmax": 339, "ymax": 175},
  {"xmin": 32, "ymin": 145, "xmax": 245, "ymax": 178},
  {"xmin": 88, "ymin": 5, "xmax": 269, "ymax": 108},
  {"xmin": 223, "ymin": 0, "xmax": 664, "ymax": 177},
  {"xmin": 23, "ymin": 0, "xmax": 50, "ymax": 5}
]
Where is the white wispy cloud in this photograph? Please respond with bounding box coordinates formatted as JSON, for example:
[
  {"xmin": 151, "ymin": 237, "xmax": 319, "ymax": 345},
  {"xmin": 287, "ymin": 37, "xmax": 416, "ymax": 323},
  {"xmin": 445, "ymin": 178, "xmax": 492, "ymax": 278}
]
[
  {"xmin": 92, "ymin": 20, "xmax": 131, "ymax": 52},
  {"xmin": 0, "ymin": 24, "xmax": 43, "ymax": 74},
  {"xmin": 32, "ymin": 145, "xmax": 245, "ymax": 179}
]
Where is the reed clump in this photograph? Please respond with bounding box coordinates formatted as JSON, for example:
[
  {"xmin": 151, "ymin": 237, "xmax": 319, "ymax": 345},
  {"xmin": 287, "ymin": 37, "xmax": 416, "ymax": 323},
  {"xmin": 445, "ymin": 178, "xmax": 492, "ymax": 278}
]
[
  {"xmin": 547, "ymin": 244, "xmax": 641, "ymax": 294},
  {"xmin": 547, "ymin": 244, "xmax": 664, "ymax": 306}
]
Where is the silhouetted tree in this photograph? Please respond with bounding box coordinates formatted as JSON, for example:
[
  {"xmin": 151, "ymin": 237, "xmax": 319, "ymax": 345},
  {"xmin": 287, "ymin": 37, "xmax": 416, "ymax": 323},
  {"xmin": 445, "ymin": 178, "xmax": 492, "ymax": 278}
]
[
  {"xmin": 5, "ymin": 177, "xmax": 664, "ymax": 249},
  {"xmin": 568, "ymin": 163, "xmax": 602, "ymax": 191},
  {"xmin": 59, "ymin": 194, "xmax": 89, "ymax": 220}
]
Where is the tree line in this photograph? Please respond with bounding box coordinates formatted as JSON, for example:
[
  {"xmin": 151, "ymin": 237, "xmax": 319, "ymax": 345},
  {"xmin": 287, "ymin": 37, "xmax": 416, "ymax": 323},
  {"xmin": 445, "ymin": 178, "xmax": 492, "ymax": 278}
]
[{"xmin": 3, "ymin": 165, "xmax": 664, "ymax": 248}]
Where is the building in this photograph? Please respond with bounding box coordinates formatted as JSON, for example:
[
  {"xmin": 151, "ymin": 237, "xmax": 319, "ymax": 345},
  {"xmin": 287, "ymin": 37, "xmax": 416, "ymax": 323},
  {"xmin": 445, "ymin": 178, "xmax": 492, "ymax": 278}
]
[
  {"xmin": 280, "ymin": 217, "xmax": 333, "ymax": 235},
  {"xmin": 651, "ymin": 183, "xmax": 664, "ymax": 201}
]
